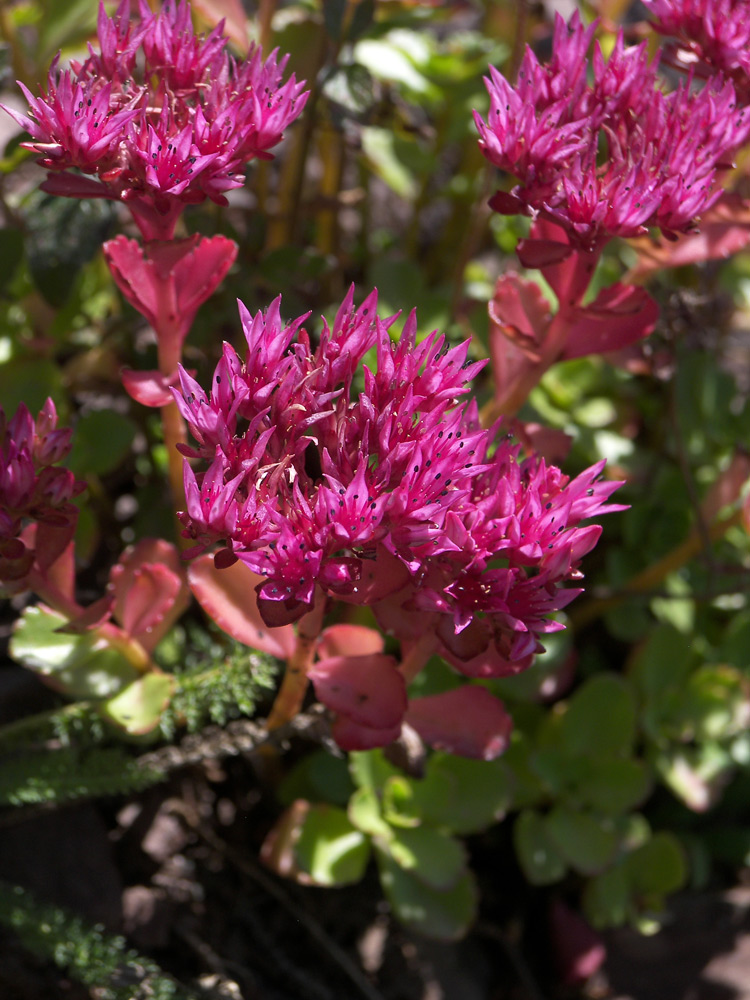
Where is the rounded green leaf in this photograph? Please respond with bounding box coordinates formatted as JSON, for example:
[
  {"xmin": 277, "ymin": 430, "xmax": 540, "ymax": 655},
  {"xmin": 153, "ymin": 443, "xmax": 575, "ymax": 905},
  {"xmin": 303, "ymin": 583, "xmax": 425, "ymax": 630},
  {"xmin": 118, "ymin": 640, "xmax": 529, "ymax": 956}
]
[
  {"xmin": 295, "ymin": 805, "xmax": 371, "ymax": 887},
  {"xmin": 10, "ymin": 605, "xmax": 139, "ymax": 699},
  {"xmin": 376, "ymin": 845, "xmax": 477, "ymax": 940},
  {"xmin": 100, "ymin": 672, "xmax": 175, "ymax": 734},
  {"xmin": 577, "ymin": 758, "xmax": 652, "ymax": 816},
  {"xmin": 560, "ymin": 674, "xmax": 637, "ymax": 758},
  {"xmin": 545, "ymin": 806, "xmax": 620, "ymax": 875},
  {"xmin": 67, "ymin": 409, "xmax": 137, "ymax": 477},
  {"xmin": 385, "ymin": 826, "xmax": 467, "ymax": 890},
  {"xmin": 582, "ymin": 864, "xmax": 632, "ymax": 929},
  {"xmin": 625, "ymin": 833, "xmax": 687, "ymax": 896},
  {"xmin": 421, "ymin": 754, "xmax": 514, "ymax": 834},
  {"xmin": 514, "ymin": 810, "xmax": 567, "ymax": 886},
  {"xmin": 348, "ymin": 786, "xmax": 392, "ymax": 840}
]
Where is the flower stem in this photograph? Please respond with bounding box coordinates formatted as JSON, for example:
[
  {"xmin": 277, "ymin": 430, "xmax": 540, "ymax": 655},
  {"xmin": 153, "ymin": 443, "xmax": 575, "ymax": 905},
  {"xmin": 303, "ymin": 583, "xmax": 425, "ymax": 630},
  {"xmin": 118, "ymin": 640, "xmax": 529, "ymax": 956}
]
[
  {"xmin": 399, "ymin": 631, "xmax": 438, "ymax": 685},
  {"xmin": 266, "ymin": 592, "xmax": 327, "ymax": 730}
]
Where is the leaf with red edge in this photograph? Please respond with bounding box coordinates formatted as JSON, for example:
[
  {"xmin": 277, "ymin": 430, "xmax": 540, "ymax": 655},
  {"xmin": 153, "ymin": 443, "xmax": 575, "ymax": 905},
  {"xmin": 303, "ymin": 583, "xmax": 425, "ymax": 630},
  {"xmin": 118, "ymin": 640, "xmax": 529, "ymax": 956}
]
[
  {"xmin": 332, "ymin": 715, "xmax": 403, "ymax": 751},
  {"xmin": 121, "ymin": 369, "xmax": 176, "ymax": 408},
  {"xmin": 404, "ymin": 686, "xmax": 513, "ymax": 760},
  {"xmin": 526, "ymin": 219, "xmax": 602, "ymax": 307},
  {"xmin": 57, "ymin": 595, "xmax": 114, "ymax": 634},
  {"xmin": 627, "ymin": 193, "xmax": 750, "ymax": 280},
  {"xmin": 489, "ymin": 272, "xmax": 551, "ymax": 358},
  {"xmin": 516, "ymin": 238, "xmax": 574, "ymax": 269},
  {"xmin": 104, "ymin": 236, "xmax": 160, "ymax": 328},
  {"xmin": 318, "ymin": 624, "xmax": 384, "ymax": 660},
  {"xmin": 188, "ymin": 554, "xmax": 295, "ymax": 658},
  {"xmin": 561, "ymin": 283, "xmax": 659, "ymax": 360},
  {"xmin": 308, "ymin": 653, "xmax": 407, "ymax": 728},
  {"xmin": 110, "ymin": 539, "xmax": 189, "ymax": 651}
]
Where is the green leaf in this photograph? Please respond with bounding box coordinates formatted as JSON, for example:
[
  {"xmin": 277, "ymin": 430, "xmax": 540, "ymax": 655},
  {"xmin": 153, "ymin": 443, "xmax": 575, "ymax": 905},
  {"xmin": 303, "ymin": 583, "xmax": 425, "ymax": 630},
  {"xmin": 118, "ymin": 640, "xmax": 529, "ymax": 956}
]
[
  {"xmin": 100, "ymin": 672, "xmax": 175, "ymax": 735},
  {"xmin": 361, "ymin": 127, "xmax": 418, "ymax": 199},
  {"xmin": 545, "ymin": 806, "xmax": 620, "ymax": 875},
  {"xmin": 513, "ymin": 810, "xmax": 567, "ymax": 886},
  {"xmin": 0, "ymin": 357, "xmax": 65, "ymax": 420},
  {"xmin": 349, "ymin": 748, "xmax": 402, "ymax": 791},
  {"xmin": 348, "ymin": 786, "xmax": 392, "ymax": 840},
  {"xmin": 323, "ymin": 0, "xmax": 348, "ymax": 41},
  {"xmin": 382, "ymin": 775, "xmax": 423, "ymax": 828},
  {"xmin": 278, "ymin": 749, "xmax": 355, "ymax": 808},
  {"xmin": 295, "ymin": 805, "xmax": 371, "ymax": 887},
  {"xmin": 625, "ymin": 833, "xmax": 687, "ymax": 896},
  {"xmin": 576, "ymin": 758, "xmax": 652, "ymax": 816},
  {"xmin": 0, "ymin": 229, "xmax": 23, "ymax": 297},
  {"xmin": 10, "ymin": 606, "xmax": 139, "ymax": 699},
  {"xmin": 385, "ymin": 826, "xmax": 466, "ymax": 890},
  {"xmin": 420, "ymin": 754, "xmax": 513, "ymax": 834},
  {"xmin": 582, "ymin": 864, "xmax": 632, "ymax": 929},
  {"xmin": 67, "ymin": 409, "xmax": 137, "ymax": 477},
  {"xmin": 376, "ymin": 845, "xmax": 477, "ymax": 940},
  {"xmin": 560, "ymin": 674, "xmax": 637, "ymax": 758},
  {"xmin": 24, "ymin": 195, "xmax": 114, "ymax": 307}
]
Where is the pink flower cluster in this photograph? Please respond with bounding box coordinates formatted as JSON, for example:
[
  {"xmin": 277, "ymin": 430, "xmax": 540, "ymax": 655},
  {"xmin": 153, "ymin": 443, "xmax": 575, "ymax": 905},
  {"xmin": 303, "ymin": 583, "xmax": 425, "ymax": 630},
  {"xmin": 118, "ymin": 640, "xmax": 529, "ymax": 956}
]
[
  {"xmin": 474, "ymin": 12, "xmax": 750, "ymax": 251},
  {"xmin": 0, "ymin": 400, "xmax": 83, "ymax": 585},
  {"xmin": 175, "ymin": 288, "xmax": 623, "ymax": 677},
  {"xmin": 3, "ymin": 0, "xmax": 307, "ymax": 240},
  {"xmin": 646, "ymin": 0, "xmax": 750, "ymax": 98}
]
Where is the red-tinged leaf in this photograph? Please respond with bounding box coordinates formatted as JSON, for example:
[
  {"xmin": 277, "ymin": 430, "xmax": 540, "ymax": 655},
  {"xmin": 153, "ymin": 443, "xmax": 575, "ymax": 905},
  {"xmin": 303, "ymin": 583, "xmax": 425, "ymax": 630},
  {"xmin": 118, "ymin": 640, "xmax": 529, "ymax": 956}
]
[
  {"xmin": 516, "ymin": 238, "xmax": 573, "ymax": 269},
  {"xmin": 405, "ymin": 687, "xmax": 513, "ymax": 760},
  {"xmin": 437, "ymin": 616, "xmax": 491, "ymax": 661},
  {"xmin": 188, "ymin": 554, "xmax": 295, "ymax": 658},
  {"xmin": 702, "ymin": 452, "xmax": 750, "ymax": 522},
  {"xmin": 34, "ymin": 515, "xmax": 77, "ymax": 573},
  {"xmin": 153, "ymin": 234, "xmax": 237, "ymax": 315},
  {"xmin": 121, "ymin": 368, "xmax": 175, "ymax": 408},
  {"xmin": 488, "ymin": 190, "xmax": 527, "ymax": 215},
  {"xmin": 337, "ymin": 546, "xmax": 411, "ymax": 604},
  {"xmin": 549, "ymin": 898, "xmax": 606, "ymax": 985},
  {"xmin": 40, "ymin": 173, "xmax": 112, "ymax": 199},
  {"xmin": 331, "ymin": 714, "xmax": 403, "ymax": 751},
  {"xmin": 110, "ymin": 539, "xmax": 189, "ymax": 651},
  {"xmin": 528, "ymin": 219, "xmax": 603, "ymax": 307},
  {"xmin": 104, "ymin": 236, "xmax": 159, "ymax": 328},
  {"xmin": 57, "ymin": 595, "xmax": 114, "ymax": 634},
  {"xmin": 308, "ymin": 653, "xmax": 407, "ymax": 728},
  {"xmin": 627, "ymin": 193, "xmax": 750, "ymax": 280},
  {"xmin": 440, "ymin": 639, "xmax": 532, "ymax": 679},
  {"xmin": 489, "ymin": 272, "xmax": 551, "ymax": 353},
  {"xmin": 510, "ymin": 420, "xmax": 573, "ymax": 464},
  {"xmin": 117, "ymin": 565, "xmax": 183, "ymax": 643},
  {"xmin": 318, "ymin": 624, "xmax": 385, "ymax": 660},
  {"xmin": 561, "ymin": 284, "xmax": 659, "ymax": 360}
]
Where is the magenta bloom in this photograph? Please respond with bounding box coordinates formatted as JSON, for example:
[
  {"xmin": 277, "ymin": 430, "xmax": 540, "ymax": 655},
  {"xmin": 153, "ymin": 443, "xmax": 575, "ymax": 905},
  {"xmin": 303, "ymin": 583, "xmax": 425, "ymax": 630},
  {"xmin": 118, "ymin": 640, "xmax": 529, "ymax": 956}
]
[
  {"xmin": 174, "ymin": 288, "xmax": 624, "ymax": 677},
  {"xmin": 2, "ymin": 0, "xmax": 308, "ymax": 240},
  {"xmin": 474, "ymin": 12, "xmax": 750, "ymax": 251},
  {"xmin": 0, "ymin": 400, "xmax": 83, "ymax": 586},
  {"xmin": 645, "ymin": 0, "xmax": 750, "ymax": 96}
]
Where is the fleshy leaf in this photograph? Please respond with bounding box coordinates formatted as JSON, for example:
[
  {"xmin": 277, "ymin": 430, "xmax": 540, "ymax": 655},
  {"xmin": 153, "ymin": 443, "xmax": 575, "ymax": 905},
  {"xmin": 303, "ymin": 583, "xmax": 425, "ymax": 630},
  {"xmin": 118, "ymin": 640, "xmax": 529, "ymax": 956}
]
[
  {"xmin": 332, "ymin": 715, "xmax": 403, "ymax": 751},
  {"xmin": 10, "ymin": 605, "xmax": 139, "ymax": 699},
  {"xmin": 317, "ymin": 623, "xmax": 384, "ymax": 660},
  {"xmin": 375, "ymin": 844, "xmax": 478, "ymax": 940},
  {"xmin": 545, "ymin": 806, "xmax": 620, "ymax": 875},
  {"xmin": 308, "ymin": 653, "xmax": 407, "ymax": 728},
  {"xmin": 111, "ymin": 539, "xmax": 189, "ymax": 651},
  {"xmin": 294, "ymin": 804, "xmax": 371, "ymax": 887},
  {"xmin": 120, "ymin": 369, "xmax": 176, "ymax": 408},
  {"xmin": 628, "ymin": 193, "xmax": 750, "ymax": 280},
  {"xmin": 514, "ymin": 809, "xmax": 568, "ymax": 885},
  {"xmin": 561, "ymin": 284, "xmax": 659, "ymax": 360},
  {"xmin": 100, "ymin": 671, "xmax": 175, "ymax": 735},
  {"xmin": 385, "ymin": 825, "xmax": 467, "ymax": 890},
  {"xmin": 188, "ymin": 554, "xmax": 294, "ymax": 658},
  {"xmin": 404, "ymin": 686, "xmax": 512, "ymax": 759}
]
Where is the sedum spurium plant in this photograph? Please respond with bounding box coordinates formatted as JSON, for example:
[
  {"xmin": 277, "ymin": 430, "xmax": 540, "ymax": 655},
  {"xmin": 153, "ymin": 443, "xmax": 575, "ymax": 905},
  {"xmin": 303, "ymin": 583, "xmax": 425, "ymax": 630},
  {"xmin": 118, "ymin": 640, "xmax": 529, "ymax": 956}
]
[{"xmin": 3, "ymin": 0, "xmax": 750, "ymax": 992}]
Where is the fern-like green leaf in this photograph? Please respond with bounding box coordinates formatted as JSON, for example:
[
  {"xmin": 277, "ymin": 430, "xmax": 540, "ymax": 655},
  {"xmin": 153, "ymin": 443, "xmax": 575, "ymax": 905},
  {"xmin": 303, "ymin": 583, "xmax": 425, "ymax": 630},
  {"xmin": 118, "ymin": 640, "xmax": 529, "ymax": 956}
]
[
  {"xmin": 0, "ymin": 747, "xmax": 165, "ymax": 806},
  {"xmin": 0, "ymin": 881, "xmax": 202, "ymax": 1000}
]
